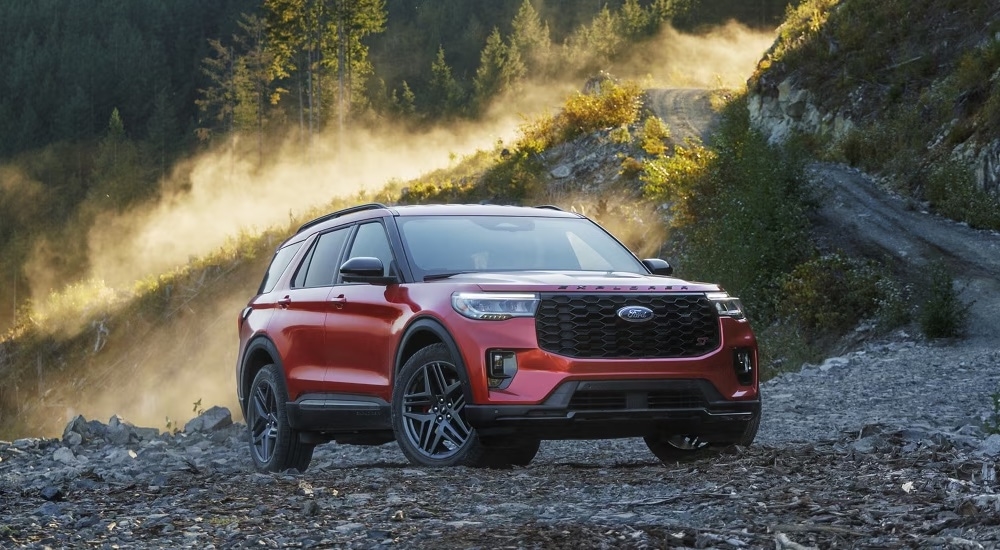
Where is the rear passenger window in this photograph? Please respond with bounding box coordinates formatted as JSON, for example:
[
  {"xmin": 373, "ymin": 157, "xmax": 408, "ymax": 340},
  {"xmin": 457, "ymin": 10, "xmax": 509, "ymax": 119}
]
[{"xmin": 294, "ymin": 228, "xmax": 350, "ymax": 288}]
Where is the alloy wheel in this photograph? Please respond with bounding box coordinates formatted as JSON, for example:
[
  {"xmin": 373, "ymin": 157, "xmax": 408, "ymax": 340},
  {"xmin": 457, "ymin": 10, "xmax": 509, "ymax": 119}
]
[
  {"xmin": 249, "ymin": 380, "xmax": 279, "ymax": 464},
  {"xmin": 400, "ymin": 359, "xmax": 471, "ymax": 459}
]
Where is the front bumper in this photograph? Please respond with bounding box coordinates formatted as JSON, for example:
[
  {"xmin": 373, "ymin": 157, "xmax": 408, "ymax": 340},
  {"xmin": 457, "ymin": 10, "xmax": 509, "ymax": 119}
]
[{"xmin": 465, "ymin": 379, "xmax": 760, "ymax": 441}]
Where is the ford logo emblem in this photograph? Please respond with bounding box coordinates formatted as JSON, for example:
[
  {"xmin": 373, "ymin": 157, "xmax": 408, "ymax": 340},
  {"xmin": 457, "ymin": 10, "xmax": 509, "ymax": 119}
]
[{"xmin": 617, "ymin": 305, "xmax": 654, "ymax": 323}]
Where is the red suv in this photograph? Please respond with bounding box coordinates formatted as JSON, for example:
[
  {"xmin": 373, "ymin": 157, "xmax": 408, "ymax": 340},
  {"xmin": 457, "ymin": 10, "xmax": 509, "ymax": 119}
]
[{"xmin": 236, "ymin": 203, "xmax": 760, "ymax": 471}]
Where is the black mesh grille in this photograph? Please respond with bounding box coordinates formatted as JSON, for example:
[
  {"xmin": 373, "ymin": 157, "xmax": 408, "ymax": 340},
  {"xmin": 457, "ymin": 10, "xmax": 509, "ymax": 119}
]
[
  {"xmin": 648, "ymin": 389, "xmax": 707, "ymax": 409},
  {"xmin": 568, "ymin": 391, "xmax": 627, "ymax": 410},
  {"xmin": 535, "ymin": 293, "xmax": 720, "ymax": 358}
]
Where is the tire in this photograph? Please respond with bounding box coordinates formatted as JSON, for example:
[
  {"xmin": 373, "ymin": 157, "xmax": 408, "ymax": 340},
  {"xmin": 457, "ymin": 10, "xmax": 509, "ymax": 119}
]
[
  {"xmin": 645, "ymin": 406, "xmax": 761, "ymax": 464},
  {"xmin": 644, "ymin": 434, "xmax": 717, "ymax": 463},
  {"xmin": 474, "ymin": 438, "xmax": 540, "ymax": 468},
  {"xmin": 246, "ymin": 364, "xmax": 315, "ymax": 472},
  {"xmin": 392, "ymin": 343, "xmax": 488, "ymax": 467}
]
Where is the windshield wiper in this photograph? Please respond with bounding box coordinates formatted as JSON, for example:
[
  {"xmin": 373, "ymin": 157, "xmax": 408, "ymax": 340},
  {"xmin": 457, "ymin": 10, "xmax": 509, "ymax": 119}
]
[{"xmin": 423, "ymin": 271, "xmax": 472, "ymax": 281}]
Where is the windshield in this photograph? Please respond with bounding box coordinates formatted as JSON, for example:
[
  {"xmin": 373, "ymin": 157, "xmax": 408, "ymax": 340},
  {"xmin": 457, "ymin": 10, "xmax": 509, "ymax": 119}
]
[{"xmin": 397, "ymin": 215, "xmax": 646, "ymax": 279}]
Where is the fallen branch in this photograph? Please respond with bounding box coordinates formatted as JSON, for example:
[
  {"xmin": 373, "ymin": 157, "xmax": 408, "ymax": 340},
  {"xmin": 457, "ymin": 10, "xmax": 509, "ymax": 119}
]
[{"xmin": 772, "ymin": 523, "xmax": 867, "ymax": 537}]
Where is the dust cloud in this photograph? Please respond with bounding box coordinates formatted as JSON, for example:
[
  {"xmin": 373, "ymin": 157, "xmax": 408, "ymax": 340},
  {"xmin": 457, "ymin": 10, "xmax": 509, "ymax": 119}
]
[
  {"xmin": 44, "ymin": 20, "xmax": 776, "ymax": 295},
  {"xmin": 619, "ymin": 21, "xmax": 776, "ymax": 89},
  {"xmin": 84, "ymin": 121, "xmax": 527, "ymax": 291},
  {"xmin": 18, "ymin": 121, "xmax": 533, "ymax": 435}
]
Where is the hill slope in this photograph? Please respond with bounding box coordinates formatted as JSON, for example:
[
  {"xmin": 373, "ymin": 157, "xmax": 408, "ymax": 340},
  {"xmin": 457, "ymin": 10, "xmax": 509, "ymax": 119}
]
[{"xmin": 748, "ymin": 0, "xmax": 1000, "ymax": 227}]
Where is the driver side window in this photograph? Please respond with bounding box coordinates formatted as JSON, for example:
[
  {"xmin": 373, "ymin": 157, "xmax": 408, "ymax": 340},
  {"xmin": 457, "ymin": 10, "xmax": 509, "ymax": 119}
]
[{"xmin": 346, "ymin": 222, "xmax": 395, "ymax": 277}]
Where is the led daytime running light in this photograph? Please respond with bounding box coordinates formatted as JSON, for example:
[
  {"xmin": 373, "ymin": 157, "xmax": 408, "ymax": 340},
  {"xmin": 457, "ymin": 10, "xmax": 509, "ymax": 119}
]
[
  {"xmin": 452, "ymin": 292, "xmax": 539, "ymax": 321},
  {"xmin": 706, "ymin": 292, "xmax": 745, "ymax": 320}
]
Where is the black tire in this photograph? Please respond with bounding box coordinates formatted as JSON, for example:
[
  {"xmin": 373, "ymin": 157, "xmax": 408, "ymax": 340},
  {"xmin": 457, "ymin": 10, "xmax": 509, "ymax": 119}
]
[
  {"xmin": 474, "ymin": 438, "xmax": 540, "ymax": 468},
  {"xmin": 246, "ymin": 364, "xmax": 314, "ymax": 472},
  {"xmin": 645, "ymin": 407, "xmax": 761, "ymax": 464},
  {"xmin": 644, "ymin": 433, "xmax": 716, "ymax": 463},
  {"xmin": 392, "ymin": 343, "xmax": 488, "ymax": 467}
]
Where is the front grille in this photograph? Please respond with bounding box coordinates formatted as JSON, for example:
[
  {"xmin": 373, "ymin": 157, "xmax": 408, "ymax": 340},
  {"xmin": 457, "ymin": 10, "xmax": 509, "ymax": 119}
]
[{"xmin": 535, "ymin": 293, "xmax": 720, "ymax": 359}]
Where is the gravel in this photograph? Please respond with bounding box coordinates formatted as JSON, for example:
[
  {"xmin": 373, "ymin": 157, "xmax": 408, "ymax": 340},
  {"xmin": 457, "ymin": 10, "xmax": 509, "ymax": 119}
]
[{"xmin": 2, "ymin": 328, "xmax": 1000, "ymax": 548}]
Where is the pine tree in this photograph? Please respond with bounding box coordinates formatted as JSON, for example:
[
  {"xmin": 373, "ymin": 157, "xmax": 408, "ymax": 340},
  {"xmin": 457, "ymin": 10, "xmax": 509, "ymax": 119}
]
[
  {"xmin": 619, "ymin": 0, "xmax": 652, "ymax": 39},
  {"xmin": 428, "ymin": 46, "xmax": 464, "ymax": 118},
  {"xmin": 473, "ymin": 28, "xmax": 526, "ymax": 110},
  {"xmin": 509, "ymin": 0, "xmax": 551, "ymax": 75},
  {"xmin": 91, "ymin": 108, "xmax": 145, "ymax": 211},
  {"xmin": 264, "ymin": 0, "xmax": 386, "ymax": 135}
]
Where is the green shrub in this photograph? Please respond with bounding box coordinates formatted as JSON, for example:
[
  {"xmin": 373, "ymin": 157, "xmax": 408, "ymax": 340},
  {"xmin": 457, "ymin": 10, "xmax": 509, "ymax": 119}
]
[
  {"xmin": 834, "ymin": 104, "xmax": 932, "ymax": 190},
  {"xmin": 643, "ymin": 95, "xmax": 813, "ymax": 323},
  {"xmin": 477, "ymin": 148, "xmax": 545, "ymax": 203},
  {"xmin": 778, "ymin": 253, "xmax": 902, "ymax": 335},
  {"xmin": 924, "ymin": 160, "xmax": 1000, "ymax": 230},
  {"xmin": 618, "ymin": 155, "xmax": 644, "ymax": 179},
  {"xmin": 918, "ymin": 261, "xmax": 969, "ymax": 339},
  {"xmin": 521, "ymin": 80, "xmax": 644, "ymax": 151},
  {"xmin": 637, "ymin": 115, "xmax": 670, "ymax": 157}
]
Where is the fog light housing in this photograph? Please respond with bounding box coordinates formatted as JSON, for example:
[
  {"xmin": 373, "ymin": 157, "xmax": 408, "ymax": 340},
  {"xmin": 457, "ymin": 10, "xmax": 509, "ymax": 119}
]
[
  {"xmin": 733, "ymin": 348, "xmax": 755, "ymax": 386},
  {"xmin": 487, "ymin": 350, "xmax": 517, "ymax": 389}
]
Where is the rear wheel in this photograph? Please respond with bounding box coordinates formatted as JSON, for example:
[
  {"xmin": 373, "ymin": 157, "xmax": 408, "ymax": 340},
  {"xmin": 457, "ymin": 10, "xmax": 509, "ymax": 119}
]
[{"xmin": 246, "ymin": 364, "xmax": 314, "ymax": 472}]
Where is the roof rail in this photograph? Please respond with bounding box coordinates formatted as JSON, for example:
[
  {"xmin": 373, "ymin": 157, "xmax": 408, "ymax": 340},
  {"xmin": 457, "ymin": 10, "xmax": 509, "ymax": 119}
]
[
  {"xmin": 534, "ymin": 204, "xmax": 563, "ymax": 211},
  {"xmin": 297, "ymin": 203, "xmax": 388, "ymax": 233}
]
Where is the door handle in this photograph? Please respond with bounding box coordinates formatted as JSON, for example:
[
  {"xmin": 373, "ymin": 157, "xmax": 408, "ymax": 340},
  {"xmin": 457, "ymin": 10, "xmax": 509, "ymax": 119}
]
[
  {"xmin": 277, "ymin": 296, "xmax": 291, "ymax": 309},
  {"xmin": 330, "ymin": 294, "xmax": 347, "ymax": 303}
]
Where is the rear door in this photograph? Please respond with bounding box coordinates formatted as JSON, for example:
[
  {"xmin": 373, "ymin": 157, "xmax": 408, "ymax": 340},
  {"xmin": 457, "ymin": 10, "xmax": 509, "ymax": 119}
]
[{"xmin": 269, "ymin": 226, "xmax": 351, "ymax": 397}]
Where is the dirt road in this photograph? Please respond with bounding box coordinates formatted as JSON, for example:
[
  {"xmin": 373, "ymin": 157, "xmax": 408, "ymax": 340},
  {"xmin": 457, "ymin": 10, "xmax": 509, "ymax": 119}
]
[
  {"xmin": 807, "ymin": 163, "xmax": 1000, "ymax": 344},
  {"xmin": 651, "ymin": 86, "xmax": 1000, "ymax": 343},
  {"xmin": 646, "ymin": 88, "xmax": 718, "ymax": 144}
]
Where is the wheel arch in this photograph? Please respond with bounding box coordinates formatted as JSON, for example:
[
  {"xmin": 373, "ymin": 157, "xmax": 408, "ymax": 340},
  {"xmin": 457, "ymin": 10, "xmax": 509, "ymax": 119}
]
[
  {"xmin": 239, "ymin": 336, "xmax": 283, "ymax": 418},
  {"xmin": 395, "ymin": 317, "xmax": 469, "ymax": 388}
]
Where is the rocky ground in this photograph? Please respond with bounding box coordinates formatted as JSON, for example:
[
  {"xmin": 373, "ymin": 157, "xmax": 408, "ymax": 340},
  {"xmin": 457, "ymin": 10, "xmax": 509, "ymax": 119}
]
[{"xmin": 3, "ymin": 339, "xmax": 1000, "ymax": 550}]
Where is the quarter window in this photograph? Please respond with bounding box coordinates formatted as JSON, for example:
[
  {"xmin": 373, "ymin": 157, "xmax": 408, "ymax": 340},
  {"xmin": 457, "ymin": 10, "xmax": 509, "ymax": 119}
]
[{"xmin": 258, "ymin": 241, "xmax": 303, "ymax": 294}]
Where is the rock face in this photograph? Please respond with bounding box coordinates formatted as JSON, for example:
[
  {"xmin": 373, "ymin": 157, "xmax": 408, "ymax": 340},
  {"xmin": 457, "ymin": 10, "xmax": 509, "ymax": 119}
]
[
  {"xmin": 747, "ymin": 77, "xmax": 854, "ymax": 146},
  {"xmin": 749, "ymin": 76, "xmax": 1000, "ymax": 198},
  {"xmin": 974, "ymin": 139, "xmax": 1000, "ymax": 197}
]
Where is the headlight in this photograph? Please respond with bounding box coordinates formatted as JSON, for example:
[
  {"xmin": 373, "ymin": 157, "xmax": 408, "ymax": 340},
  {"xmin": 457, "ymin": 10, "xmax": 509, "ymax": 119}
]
[
  {"xmin": 452, "ymin": 292, "xmax": 539, "ymax": 321},
  {"xmin": 706, "ymin": 291, "xmax": 745, "ymax": 320}
]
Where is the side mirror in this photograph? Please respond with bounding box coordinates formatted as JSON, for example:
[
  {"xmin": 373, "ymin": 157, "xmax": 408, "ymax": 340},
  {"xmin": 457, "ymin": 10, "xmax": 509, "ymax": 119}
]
[
  {"xmin": 642, "ymin": 258, "xmax": 673, "ymax": 276},
  {"xmin": 340, "ymin": 257, "xmax": 397, "ymax": 285}
]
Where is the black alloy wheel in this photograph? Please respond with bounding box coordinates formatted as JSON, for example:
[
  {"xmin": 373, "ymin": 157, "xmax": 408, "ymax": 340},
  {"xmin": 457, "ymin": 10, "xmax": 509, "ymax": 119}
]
[
  {"xmin": 392, "ymin": 344, "xmax": 488, "ymax": 467},
  {"xmin": 246, "ymin": 364, "xmax": 314, "ymax": 472}
]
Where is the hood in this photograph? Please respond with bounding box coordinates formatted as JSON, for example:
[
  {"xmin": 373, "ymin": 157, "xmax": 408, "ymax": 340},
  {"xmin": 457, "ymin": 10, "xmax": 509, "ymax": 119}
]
[{"xmin": 433, "ymin": 271, "xmax": 722, "ymax": 293}]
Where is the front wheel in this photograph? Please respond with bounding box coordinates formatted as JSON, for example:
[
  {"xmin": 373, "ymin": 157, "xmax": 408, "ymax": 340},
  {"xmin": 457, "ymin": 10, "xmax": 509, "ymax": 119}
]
[
  {"xmin": 477, "ymin": 438, "xmax": 540, "ymax": 468},
  {"xmin": 392, "ymin": 344, "xmax": 488, "ymax": 467},
  {"xmin": 645, "ymin": 409, "xmax": 760, "ymax": 464},
  {"xmin": 246, "ymin": 364, "xmax": 314, "ymax": 472}
]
